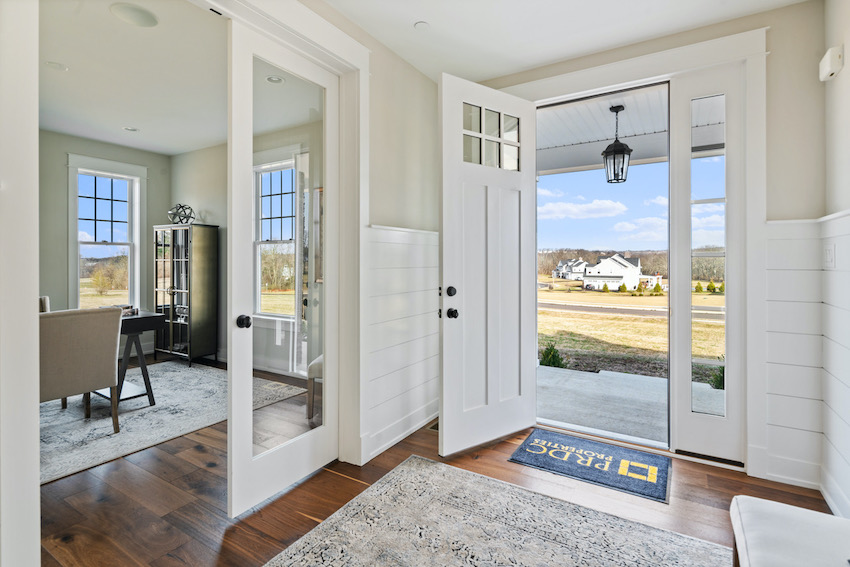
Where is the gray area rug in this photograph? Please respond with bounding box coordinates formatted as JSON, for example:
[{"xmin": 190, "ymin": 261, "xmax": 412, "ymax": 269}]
[
  {"xmin": 265, "ymin": 456, "xmax": 731, "ymax": 566},
  {"xmin": 40, "ymin": 361, "xmax": 304, "ymax": 484}
]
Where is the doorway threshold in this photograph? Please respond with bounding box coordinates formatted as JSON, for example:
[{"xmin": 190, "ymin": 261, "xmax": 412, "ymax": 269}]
[{"xmin": 537, "ymin": 417, "xmax": 669, "ymax": 451}]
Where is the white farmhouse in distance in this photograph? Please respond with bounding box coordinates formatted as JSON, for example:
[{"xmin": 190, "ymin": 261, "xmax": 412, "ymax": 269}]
[
  {"xmin": 552, "ymin": 258, "xmax": 588, "ymax": 280},
  {"xmin": 583, "ymin": 254, "xmax": 642, "ymax": 290}
]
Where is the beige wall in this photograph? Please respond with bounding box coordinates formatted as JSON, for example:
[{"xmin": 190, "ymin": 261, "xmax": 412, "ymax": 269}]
[
  {"xmin": 301, "ymin": 0, "xmax": 440, "ymax": 232},
  {"xmin": 825, "ymin": 0, "xmax": 850, "ymax": 214},
  {"xmin": 484, "ymin": 0, "xmax": 827, "ymax": 221},
  {"xmin": 171, "ymin": 143, "xmax": 227, "ymax": 357},
  {"xmin": 39, "ymin": 129, "xmax": 172, "ymax": 311}
]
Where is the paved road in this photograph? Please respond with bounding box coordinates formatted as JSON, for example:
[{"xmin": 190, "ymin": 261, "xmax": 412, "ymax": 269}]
[{"xmin": 537, "ymin": 301, "xmax": 725, "ymax": 321}]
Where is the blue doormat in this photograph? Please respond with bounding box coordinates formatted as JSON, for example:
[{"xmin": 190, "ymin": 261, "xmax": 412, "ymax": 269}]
[{"xmin": 509, "ymin": 428, "xmax": 671, "ymax": 502}]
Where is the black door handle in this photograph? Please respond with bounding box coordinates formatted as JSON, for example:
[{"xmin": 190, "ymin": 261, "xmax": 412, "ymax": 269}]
[
  {"xmin": 236, "ymin": 315, "xmax": 252, "ymax": 328},
  {"xmin": 447, "ymin": 308, "xmax": 459, "ymax": 319},
  {"xmin": 446, "ymin": 286, "xmax": 457, "ymax": 296}
]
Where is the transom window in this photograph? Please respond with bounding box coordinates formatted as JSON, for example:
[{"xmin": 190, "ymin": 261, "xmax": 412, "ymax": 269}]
[{"xmin": 462, "ymin": 102, "xmax": 520, "ymax": 170}]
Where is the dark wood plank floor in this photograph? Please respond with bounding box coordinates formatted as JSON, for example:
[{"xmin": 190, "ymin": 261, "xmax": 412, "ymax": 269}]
[{"xmin": 41, "ymin": 417, "xmax": 830, "ymax": 566}]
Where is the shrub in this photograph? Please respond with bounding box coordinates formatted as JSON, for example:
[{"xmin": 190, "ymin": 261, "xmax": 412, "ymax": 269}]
[
  {"xmin": 707, "ymin": 280, "xmax": 716, "ymax": 293},
  {"xmin": 694, "ymin": 281, "xmax": 704, "ymax": 293},
  {"xmin": 637, "ymin": 282, "xmax": 646, "ymax": 293},
  {"xmin": 618, "ymin": 283, "xmax": 627, "ymax": 293},
  {"xmin": 719, "ymin": 282, "xmax": 725, "ymax": 293},
  {"xmin": 709, "ymin": 357, "xmax": 725, "ymax": 390},
  {"xmin": 539, "ymin": 342, "xmax": 566, "ymax": 368},
  {"xmin": 653, "ymin": 282, "xmax": 662, "ymax": 293},
  {"xmin": 602, "ymin": 283, "xmax": 609, "ymax": 293}
]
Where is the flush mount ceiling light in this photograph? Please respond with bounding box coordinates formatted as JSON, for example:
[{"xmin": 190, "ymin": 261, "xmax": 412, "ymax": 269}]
[
  {"xmin": 413, "ymin": 21, "xmax": 430, "ymax": 31},
  {"xmin": 44, "ymin": 61, "xmax": 69, "ymax": 72},
  {"xmin": 110, "ymin": 3, "xmax": 159, "ymax": 28},
  {"xmin": 122, "ymin": 126, "xmax": 139, "ymax": 132},
  {"xmin": 266, "ymin": 75, "xmax": 285, "ymax": 85},
  {"xmin": 601, "ymin": 105, "xmax": 633, "ymax": 183}
]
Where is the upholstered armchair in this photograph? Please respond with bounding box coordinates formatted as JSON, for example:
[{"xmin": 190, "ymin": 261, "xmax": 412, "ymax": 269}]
[{"xmin": 39, "ymin": 305, "xmax": 123, "ymax": 433}]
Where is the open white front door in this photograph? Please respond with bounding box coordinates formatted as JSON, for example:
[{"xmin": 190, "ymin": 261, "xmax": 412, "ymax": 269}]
[
  {"xmin": 439, "ymin": 73, "xmax": 537, "ymax": 456},
  {"xmin": 228, "ymin": 20, "xmax": 339, "ymax": 516}
]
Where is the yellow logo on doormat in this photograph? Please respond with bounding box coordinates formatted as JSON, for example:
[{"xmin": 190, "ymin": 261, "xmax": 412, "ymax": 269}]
[
  {"xmin": 525, "ymin": 439, "xmax": 658, "ymax": 483},
  {"xmin": 617, "ymin": 459, "xmax": 658, "ymax": 483}
]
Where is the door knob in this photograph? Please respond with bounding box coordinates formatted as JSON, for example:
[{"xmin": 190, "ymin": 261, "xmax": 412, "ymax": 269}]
[
  {"xmin": 236, "ymin": 315, "xmax": 252, "ymax": 328},
  {"xmin": 447, "ymin": 308, "xmax": 459, "ymax": 319},
  {"xmin": 446, "ymin": 286, "xmax": 457, "ymax": 296}
]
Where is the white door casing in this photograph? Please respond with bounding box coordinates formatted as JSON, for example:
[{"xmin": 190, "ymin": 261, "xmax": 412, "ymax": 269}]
[
  {"xmin": 228, "ymin": 19, "xmax": 340, "ymax": 517},
  {"xmin": 439, "ymin": 73, "xmax": 537, "ymax": 456},
  {"xmin": 669, "ymin": 62, "xmax": 745, "ymax": 463}
]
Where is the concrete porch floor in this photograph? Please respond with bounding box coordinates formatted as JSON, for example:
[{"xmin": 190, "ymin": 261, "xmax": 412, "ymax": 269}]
[{"xmin": 537, "ymin": 366, "xmax": 726, "ymax": 446}]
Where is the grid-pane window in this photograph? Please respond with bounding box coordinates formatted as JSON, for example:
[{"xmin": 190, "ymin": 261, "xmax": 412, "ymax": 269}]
[
  {"xmin": 77, "ymin": 172, "xmax": 133, "ymax": 309},
  {"xmin": 256, "ymin": 165, "xmax": 298, "ymax": 316},
  {"xmin": 259, "ymin": 168, "xmax": 295, "ymax": 242}
]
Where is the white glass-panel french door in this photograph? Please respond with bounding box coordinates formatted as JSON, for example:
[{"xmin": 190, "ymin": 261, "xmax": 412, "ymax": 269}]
[
  {"xmin": 670, "ymin": 62, "xmax": 745, "ymax": 464},
  {"xmin": 228, "ymin": 19, "xmax": 339, "ymax": 517}
]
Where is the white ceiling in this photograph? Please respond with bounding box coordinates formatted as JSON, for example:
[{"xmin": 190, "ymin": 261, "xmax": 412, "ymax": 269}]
[
  {"xmin": 323, "ymin": 0, "xmax": 806, "ymax": 82},
  {"xmin": 39, "ymin": 0, "xmax": 804, "ymax": 157}
]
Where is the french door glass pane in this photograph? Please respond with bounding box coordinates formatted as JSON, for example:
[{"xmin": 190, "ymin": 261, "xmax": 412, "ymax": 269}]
[
  {"xmin": 690, "ymin": 95, "xmax": 726, "ymax": 417},
  {"xmin": 252, "ymin": 56, "xmax": 325, "ymax": 455}
]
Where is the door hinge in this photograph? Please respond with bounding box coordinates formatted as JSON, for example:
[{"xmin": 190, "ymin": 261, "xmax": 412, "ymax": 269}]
[{"xmin": 438, "ymin": 308, "xmax": 442, "ymax": 318}]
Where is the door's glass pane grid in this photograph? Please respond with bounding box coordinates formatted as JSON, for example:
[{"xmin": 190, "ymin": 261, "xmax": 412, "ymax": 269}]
[
  {"xmin": 77, "ymin": 174, "xmax": 129, "ymax": 244},
  {"xmin": 258, "ymin": 169, "xmax": 296, "ymax": 241},
  {"xmin": 690, "ymin": 94, "xmax": 726, "ymax": 417},
  {"xmin": 462, "ymin": 104, "xmax": 520, "ymax": 170}
]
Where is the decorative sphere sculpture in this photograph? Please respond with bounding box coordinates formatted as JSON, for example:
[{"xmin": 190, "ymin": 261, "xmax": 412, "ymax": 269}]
[{"xmin": 167, "ymin": 203, "xmax": 195, "ymax": 224}]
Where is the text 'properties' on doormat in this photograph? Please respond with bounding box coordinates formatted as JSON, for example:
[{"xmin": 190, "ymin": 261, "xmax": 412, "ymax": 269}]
[{"xmin": 509, "ymin": 428, "xmax": 671, "ymax": 502}]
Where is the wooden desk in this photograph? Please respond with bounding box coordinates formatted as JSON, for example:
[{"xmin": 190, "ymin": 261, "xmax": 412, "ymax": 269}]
[{"xmin": 95, "ymin": 311, "xmax": 165, "ymax": 406}]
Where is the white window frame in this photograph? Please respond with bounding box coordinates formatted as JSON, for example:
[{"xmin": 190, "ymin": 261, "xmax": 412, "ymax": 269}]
[
  {"xmin": 252, "ymin": 144, "xmax": 303, "ymax": 320},
  {"xmin": 67, "ymin": 154, "xmax": 146, "ymax": 309}
]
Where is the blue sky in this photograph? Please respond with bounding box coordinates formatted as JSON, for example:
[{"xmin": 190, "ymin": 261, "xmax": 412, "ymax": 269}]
[{"xmin": 537, "ymin": 157, "xmax": 725, "ymax": 251}]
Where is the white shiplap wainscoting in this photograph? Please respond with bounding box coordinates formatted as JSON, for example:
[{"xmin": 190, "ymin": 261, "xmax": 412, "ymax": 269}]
[
  {"xmin": 362, "ymin": 226, "xmax": 440, "ymax": 461},
  {"xmin": 763, "ymin": 220, "xmax": 823, "ymax": 489},
  {"xmin": 820, "ymin": 211, "xmax": 850, "ymax": 517}
]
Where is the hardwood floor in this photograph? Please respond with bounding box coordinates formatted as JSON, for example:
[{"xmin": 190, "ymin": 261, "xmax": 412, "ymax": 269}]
[{"xmin": 41, "ymin": 418, "xmax": 830, "ymax": 566}]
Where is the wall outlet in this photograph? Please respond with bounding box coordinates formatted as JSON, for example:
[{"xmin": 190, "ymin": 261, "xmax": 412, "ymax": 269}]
[{"xmin": 824, "ymin": 243, "xmax": 836, "ymax": 270}]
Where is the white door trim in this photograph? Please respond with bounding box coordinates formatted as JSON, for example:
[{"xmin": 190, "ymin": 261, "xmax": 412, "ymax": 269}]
[{"xmin": 504, "ymin": 29, "xmax": 767, "ymax": 474}]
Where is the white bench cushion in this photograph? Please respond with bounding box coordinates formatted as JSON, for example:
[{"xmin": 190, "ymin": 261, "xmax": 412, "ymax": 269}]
[{"xmin": 730, "ymin": 495, "xmax": 850, "ymax": 567}]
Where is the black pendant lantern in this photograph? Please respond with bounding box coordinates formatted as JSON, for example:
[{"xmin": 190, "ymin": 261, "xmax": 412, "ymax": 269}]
[{"xmin": 602, "ymin": 105, "xmax": 632, "ymax": 183}]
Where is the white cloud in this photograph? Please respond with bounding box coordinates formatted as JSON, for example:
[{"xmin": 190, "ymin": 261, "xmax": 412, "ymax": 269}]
[
  {"xmin": 615, "ymin": 216, "xmax": 668, "ymax": 242},
  {"xmin": 537, "ymin": 199, "xmax": 627, "ymax": 220},
  {"xmin": 575, "ymin": 195, "xmax": 587, "ymax": 201},
  {"xmin": 692, "ymin": 214, "xmax": 725, "ymax": 229},
  {"xmin": 691, "ymin": 203, "xmax": 725, "ymax": 214},
  {"xmin": 78, "ymin": 231, "xmax": 93, "ymax": 241},
  {"xmin": 536, "ymin": 187, "xmax": 563, "ymax": 198},
  {"xmin": 644, "ymin": 196, "xmax": 668, "ymax": 206}
]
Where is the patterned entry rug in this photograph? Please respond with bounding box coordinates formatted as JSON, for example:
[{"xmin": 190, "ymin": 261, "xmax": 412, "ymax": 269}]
[
  {"xmin": 40, "ymin": 361, "xmax": 305, "ymax": 484},
  {"xmin": 510, "ymin": 428, "xmax": 672, "ymax": 502},
  {"xmin": 264, "ymin": 456, "xmax": 731, "ymax": 566}
]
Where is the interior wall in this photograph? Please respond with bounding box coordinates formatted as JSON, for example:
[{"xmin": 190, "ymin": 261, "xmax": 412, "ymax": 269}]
[
  {"xmin": 170, "ymin": 143, "xmax": 228, "ymax": 358},
  {"xmin": 0, "ymin": 0, "xmax": 41, "ymax": 561},
  {"xmin": 484, "ymin": 0, "xmax": 826, "ymax": 222},
  {"xmin": 301, "ymin": 0, "xmax": 440, "ymax": 232},
  {"xmin": 824, "ymin": 0, "xmax": 850, "ymax": 214},
  {"xmin": 39, "ymin": 130, "xmax": 172, "ymax": 312}
]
